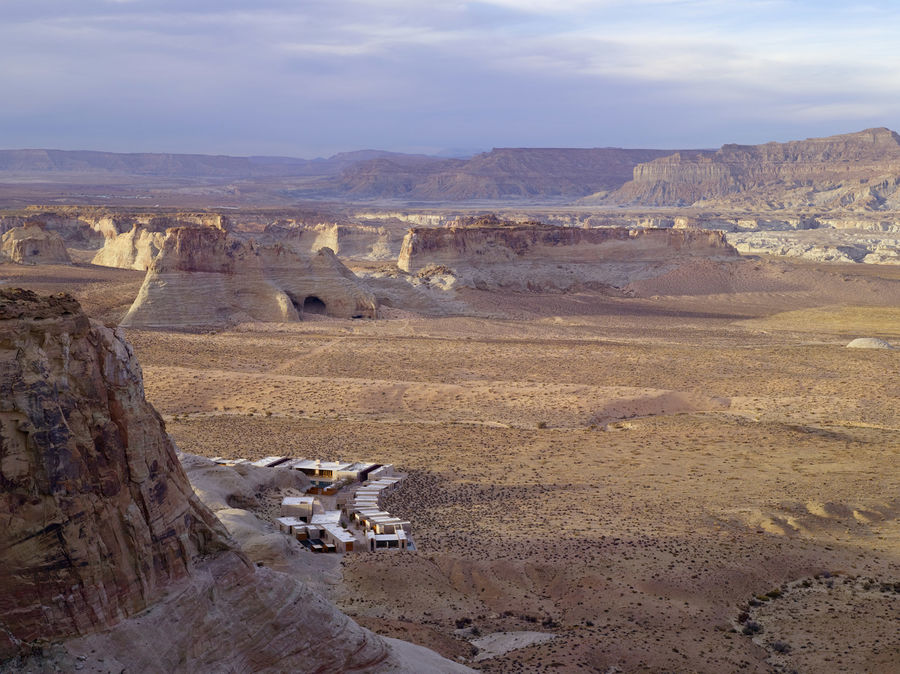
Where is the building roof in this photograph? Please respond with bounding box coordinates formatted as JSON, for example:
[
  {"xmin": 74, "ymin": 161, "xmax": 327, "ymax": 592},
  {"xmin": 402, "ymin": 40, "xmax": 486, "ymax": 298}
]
[
  {"xmin": 276, "ymin": 516, "xmax": 307, "ymax": 527},
  {"xmin": 310, "ymin": 510, "xmax": 342, "ymax": 525},
  {"xmin": 280, "ymin": 458, "xmax": 308, "ymax": 469},
  {"xmin": 322, "ymin": 523, "xmax": 356, "ymax": 543},
  {"xmin": 293, "ymin": 459, "xmax": 354, "ymax": 471},
  {"xmin": 251, "ymin": 456, "xmax": 286, "ymax": 467},
  {"xmin": 282, "ymin": 496, "xmax": 316, "ymax": 506},
  {"xmin": 342, "ymin": 461, "xmax": 376, "ymax": 473}
]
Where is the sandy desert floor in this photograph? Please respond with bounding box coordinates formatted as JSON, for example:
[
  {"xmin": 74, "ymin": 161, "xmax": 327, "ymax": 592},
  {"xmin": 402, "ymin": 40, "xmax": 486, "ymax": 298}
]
[{"xmin": 3, "ymin": 256, "xmax": 899, "ymax": 672}]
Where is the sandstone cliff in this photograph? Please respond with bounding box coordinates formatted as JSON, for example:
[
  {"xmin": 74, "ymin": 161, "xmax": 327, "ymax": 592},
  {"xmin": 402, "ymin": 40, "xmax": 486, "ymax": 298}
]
[
  {"xmin": 121, "ymin": 226, "xmax": 377, "ymax": 328},
  {"xmin": 263, "ymin": 222, "xmax": 404, "ymax": 260},
  {"xmin": 602, "ymin": 128, "xmax": 900, "ymax": 210},
  {"xmin": 0, "ymin": 288, "xmax": 230, "ymax": 656},
  {"xmin": 0, "ymin": 288, "xmax": 469, "ymax": 673},
  {"xmin": 91, "ymin": 224, "xmax": 167, "ymax": 270},
  {"xmin": 397, "ymin": 216, "xmax": 737, "ymax": 291},
  {"xmin": 0, "ymin": 223, "xmax": 71, "ymax": 264}
]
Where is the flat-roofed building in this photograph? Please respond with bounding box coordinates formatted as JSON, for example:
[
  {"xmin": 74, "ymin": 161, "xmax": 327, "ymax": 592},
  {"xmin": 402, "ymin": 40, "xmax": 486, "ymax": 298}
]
[
  {"xmin": 276, "ymin": 516, "xmax": 306, "ymax": 534},
  {"xmin": 251, "ymin": 456, "xmax": 291, "ymax": 468},
  {"xmin": 336, "ymin": 461, "xmax": 378, "ymax": 482},
  {"xmin": 322, "ymin": 523, "xmax": 357, "ymax": 553},
  {"xmin": 281, "ymin": 495, "xmax": 318, "ymax": 519},
  {"xmin": 366, "ymin": 529, "xmax": 408, "ymax": 551}
]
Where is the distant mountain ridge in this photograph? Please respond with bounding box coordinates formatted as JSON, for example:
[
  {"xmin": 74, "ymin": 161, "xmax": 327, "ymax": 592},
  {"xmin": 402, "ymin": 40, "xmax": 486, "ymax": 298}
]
[
  {"xmin": 0, "ymin": 148, "xmax": 427, "ymax": 178},
  {"xmin": 312, "ymin": 147, "xmax": 675, "ymax": 200},
  {"xmin": 3, "ymin": 128, "xmax": 900, "ymax": 209}
]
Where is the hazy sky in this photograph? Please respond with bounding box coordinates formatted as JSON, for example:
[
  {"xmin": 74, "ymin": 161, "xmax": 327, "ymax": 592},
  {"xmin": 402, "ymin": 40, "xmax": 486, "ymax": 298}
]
[{"xmin": 2, "ymin": 0, "xmax": 898, "ymax": 157}]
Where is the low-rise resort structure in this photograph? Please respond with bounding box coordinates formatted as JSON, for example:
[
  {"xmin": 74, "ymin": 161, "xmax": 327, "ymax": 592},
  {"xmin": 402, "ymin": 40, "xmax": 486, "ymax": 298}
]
[{"xmin": 212, "ymin": 455, "xmax": 411, "ymax": 554}]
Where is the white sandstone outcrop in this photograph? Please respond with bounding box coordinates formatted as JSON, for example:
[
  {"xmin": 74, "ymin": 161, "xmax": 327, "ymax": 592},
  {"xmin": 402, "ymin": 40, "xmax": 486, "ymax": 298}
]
[
  {"xmin": 0, "ymin": 223, "xmax": 71, "ymax": 264},
  {"xmin": 397, "ymin": 216, "xmax": 738, "ymax": 292},
  {"xmin": 121, "ymin": 226, "xmax": 378, "ymax": 328}
]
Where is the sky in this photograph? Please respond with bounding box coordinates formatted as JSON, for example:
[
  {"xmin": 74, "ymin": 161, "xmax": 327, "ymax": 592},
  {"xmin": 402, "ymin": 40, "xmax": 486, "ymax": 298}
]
[{"xmin": 1, "ymin": 0, "xmax": 899, "ymax": 157}]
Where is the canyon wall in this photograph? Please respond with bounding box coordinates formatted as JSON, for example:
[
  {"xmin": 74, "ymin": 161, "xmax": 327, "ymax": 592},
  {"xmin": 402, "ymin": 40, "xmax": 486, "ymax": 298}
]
[
  {"xmin": 121, "ymin": 226, "xmax": 377, "ymax": 328},
  {"xmin": 397, "ymin": 218, "xmax": 737, "ymax": 291},
  {"xmin": 604, "ymin": 128, "xmax": 900, "ymax": 210},
  {"xmin": 263, "ymin": 222, "xmax": 404, "ymax": 260}
]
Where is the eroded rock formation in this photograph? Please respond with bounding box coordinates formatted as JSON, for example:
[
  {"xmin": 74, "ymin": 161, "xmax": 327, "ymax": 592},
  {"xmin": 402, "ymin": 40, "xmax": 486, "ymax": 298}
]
[
  {"xmin": 121, "ymin": 226, "xmax": 377, "ymax": 328},
  {"xmin": 91, "ymin": 224, "xmax": 167, "ymax": 270},
  {"xmin": 0, "ymin": 288, "xmax": 229, "ymax": 656},
  {"xmin": 263, "ymin": 222, "xmax": 404, "ymax": 260},
  {"xmin": 0, "ymin": 288, "xmax": 469, "ymax": 673},
  {"xmin": 603, "ymin": 128, "xmax": 900, "ymax": 210},
  {"xmin": 397, "ymin": 216, "xmax": 737, "ymax": 291},
  {"xmin": 0, "ymin": 223, "xmax": 71, "ymax": 265}
]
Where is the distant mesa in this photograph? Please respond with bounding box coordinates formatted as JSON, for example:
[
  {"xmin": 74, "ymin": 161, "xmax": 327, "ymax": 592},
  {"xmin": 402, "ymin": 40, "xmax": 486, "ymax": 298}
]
[
  {"xmin": 596, "ymin": 128, "xmax": 900, "ymax": 211},
  {"xmin": 120, "ymin": 225, "xmax": 378, "ymax": 329},
  {"xmin": 4, "ymin": 129, "xmax": 900, "ymax": 209},
  {"xmin": 397, "ymin": 214, "xmax": 738, "ymax": 292},
  {"xmin": 315, "ymin": 147, "xmax": 673, "ymax": 201},
  {"xmin": 0, "ymin": 220, "xmax": 71, "ymax": 265},
  {"xmin": 846, "ymin": 337, "xmax": 894, "ymax": 349}
]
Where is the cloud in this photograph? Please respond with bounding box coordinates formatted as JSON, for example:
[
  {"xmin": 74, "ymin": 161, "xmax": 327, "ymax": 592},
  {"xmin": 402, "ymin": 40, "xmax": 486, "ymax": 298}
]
[{"xmin": 0, "ymin": 0, "xmax": 898, "ymax": 154}]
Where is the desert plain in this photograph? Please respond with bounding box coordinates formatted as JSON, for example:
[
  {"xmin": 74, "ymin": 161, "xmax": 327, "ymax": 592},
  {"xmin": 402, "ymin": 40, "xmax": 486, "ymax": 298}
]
[{"xmin": 3, "ymin": 248, "xmax": 898, "ymax": 673}]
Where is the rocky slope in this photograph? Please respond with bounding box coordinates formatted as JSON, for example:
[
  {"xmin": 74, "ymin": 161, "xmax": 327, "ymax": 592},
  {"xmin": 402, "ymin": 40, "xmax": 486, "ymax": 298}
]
[
  {"xmin": 121, "ymin": 226, "xmax": 378, "ymax": 328},
  {"xmin": 0, "ymin": 288, "xmax": 469, "ymax": 673},
  {"xmin": 601, "ymin": 128, "xmax": 900, "ymax": 210},
  {"xmin": 397, "ymin": 215, "xmax": 737, "ymax": 291},
  {"xmin": 0, "ymin": 223, "xmax": 71, "ymax": 264}
]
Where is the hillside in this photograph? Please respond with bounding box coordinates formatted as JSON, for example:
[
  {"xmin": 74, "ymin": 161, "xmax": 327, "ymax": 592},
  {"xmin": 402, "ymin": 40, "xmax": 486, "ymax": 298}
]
[
  {"xmin": 315, "ymin": 147, "xmax": 673, "ymax": 200},
  {"xmin": 0, "ymin": 148, "xmax": 429, "ymax": 179}
]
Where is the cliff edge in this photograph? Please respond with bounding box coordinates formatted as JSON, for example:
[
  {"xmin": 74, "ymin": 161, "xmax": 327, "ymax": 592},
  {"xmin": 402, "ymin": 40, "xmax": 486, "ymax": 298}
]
[
  {"xmin": 0, "ymin": 288, "xmax": 469, "ymax": 673},
  {"xmin": 397, "ymin": 216, "xmax": 737, "ymax": 292},
  {"xmin": 601, "ymin": 128, "xmax": 900, "ymax": 210}
]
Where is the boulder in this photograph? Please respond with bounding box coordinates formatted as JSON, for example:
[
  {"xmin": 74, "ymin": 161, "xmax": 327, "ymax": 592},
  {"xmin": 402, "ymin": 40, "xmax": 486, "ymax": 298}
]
[{"xmin": 846, "ymin": 337, "xmax": 894, "ymax": 349}]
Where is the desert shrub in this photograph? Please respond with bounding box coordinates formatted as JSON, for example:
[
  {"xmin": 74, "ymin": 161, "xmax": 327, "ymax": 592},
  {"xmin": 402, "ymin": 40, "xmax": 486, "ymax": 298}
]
[{"xmin": 742, "ymin": 621, "xmax": 763, "ymax": 636}]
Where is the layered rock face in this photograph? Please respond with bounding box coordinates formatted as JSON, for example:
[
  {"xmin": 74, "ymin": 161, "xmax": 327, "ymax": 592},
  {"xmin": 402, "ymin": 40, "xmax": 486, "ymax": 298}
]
[
  {"xmin": 121, "ymin": 226, "xmax": 377, "ymax": 328},
  {"xmin": 0, "ymin": 223, "xmax": 71, "ymax": 264},
  {"xmin": 91, "ymin": 224, "xmax": 167, "ymax": 270},
  {"xmin": 397, "ymin": 216, "xmax": 737, "ymax": 291},
  {"xmin": 0, "ymin": 288, "xmax": 229, "ymax": 657},
  {"xmin": 605, "ymin": 128, "xmax": 900, "ymax": 210},
  {"xmin": 0, "ymin": 289, "xmax": 470, "ymax": 673},
  {"xmin": 264, "ymin": 222, "xmax": 404, "ymax": 260}
]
